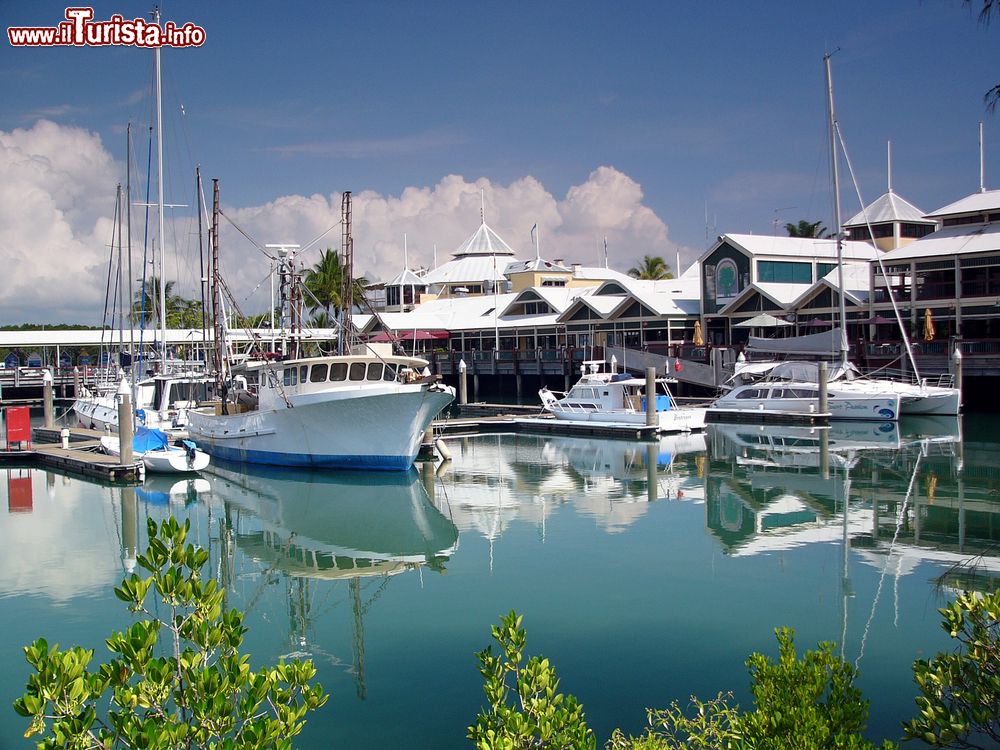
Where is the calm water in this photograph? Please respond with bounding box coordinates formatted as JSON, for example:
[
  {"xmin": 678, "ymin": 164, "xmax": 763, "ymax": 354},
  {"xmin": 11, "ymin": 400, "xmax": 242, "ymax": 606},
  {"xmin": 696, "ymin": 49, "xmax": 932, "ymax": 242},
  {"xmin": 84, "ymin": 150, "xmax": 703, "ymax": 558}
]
[{"xmin": 0, "ymin": 415, "xmax": 997, "ymax": 748}]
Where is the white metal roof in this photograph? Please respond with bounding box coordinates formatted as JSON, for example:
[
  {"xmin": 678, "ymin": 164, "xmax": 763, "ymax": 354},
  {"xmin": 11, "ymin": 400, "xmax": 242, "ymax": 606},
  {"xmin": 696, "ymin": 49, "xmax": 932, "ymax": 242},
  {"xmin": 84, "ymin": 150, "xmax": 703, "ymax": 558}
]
[
  {"xmin": 925, "ymin": 188, "xmax": 1000, "ymax": 218},
  {"xmin": 504, "ymin": 257, "xmax": 570, "ymax": 274},
  {"xmin": 843, "ymin": 190, "xmax": 933, "ymax": 227},
  {"xmin": 707, "ymin": 233, "xmax": 877, "ymax": 262},
  {"xmin": 383, "ymin": 268, "xmax": 427, "ymax": 287},
  {"xmin": 420, "ymin": 254, "xmax": 517, "ymax": 286},
  {"xmin": 790, "ymin": 264, "xmax": 870, "ymax": 308},
  {"xmin": 879, "ymin": 222, "xmax": 1000, "ymax": 261},
  {"xmin": 451, "ymin": 220, "xmax": 517, "ymax": 257}
]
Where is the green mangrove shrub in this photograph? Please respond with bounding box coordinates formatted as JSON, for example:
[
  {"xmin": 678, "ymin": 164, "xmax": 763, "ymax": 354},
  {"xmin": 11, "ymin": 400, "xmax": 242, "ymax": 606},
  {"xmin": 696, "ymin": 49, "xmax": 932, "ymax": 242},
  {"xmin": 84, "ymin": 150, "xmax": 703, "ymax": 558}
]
[
  {"xmin": 14, "ymin": 517, "xmax": 328, "ymax": 749},
  {"xmin": 469, "ymin": 610, "xmax": 596, "ymax": 750}
]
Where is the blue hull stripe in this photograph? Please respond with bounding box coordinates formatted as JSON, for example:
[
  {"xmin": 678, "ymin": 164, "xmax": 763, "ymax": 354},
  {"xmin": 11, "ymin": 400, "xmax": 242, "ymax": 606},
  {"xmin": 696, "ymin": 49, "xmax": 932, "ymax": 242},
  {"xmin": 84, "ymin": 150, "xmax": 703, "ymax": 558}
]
[{"xmin": 203, "ymin": 443, "xmax": 415, "ymax": 471}]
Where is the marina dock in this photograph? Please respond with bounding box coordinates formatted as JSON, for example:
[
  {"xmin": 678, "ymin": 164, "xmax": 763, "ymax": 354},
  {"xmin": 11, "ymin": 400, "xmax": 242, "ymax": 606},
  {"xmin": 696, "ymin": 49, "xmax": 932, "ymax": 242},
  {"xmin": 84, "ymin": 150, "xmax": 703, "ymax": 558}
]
[{"xmin": 1, "ymin": 426, "xmax": 143, "ymax": 483}]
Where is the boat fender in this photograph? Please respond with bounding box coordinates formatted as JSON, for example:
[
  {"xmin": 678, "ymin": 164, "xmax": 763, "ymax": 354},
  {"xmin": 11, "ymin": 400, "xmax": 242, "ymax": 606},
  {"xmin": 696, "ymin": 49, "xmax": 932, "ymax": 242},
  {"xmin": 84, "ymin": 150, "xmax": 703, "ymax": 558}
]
[{"xmin": 435, "ymin": 437, "xmax": 452, "ymax": 461}]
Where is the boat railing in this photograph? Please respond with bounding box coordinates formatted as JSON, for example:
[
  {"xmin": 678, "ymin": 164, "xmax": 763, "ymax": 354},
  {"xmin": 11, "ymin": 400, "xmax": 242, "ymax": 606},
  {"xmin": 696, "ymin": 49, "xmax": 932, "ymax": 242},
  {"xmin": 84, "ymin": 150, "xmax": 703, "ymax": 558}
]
[{"xmin": 867, "ymin": 368, "xmax": 955, "ymax": 388}]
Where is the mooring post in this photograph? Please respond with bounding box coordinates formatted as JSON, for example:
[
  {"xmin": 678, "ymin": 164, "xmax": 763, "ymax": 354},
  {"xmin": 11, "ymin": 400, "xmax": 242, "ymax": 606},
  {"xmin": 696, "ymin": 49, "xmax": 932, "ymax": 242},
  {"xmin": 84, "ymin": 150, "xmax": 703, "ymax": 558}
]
[
  {"xmin": 117, "ymin": 379, "xmax": 133, "ymax": 467},
  {"xmin": 646, "ymin": 442, "xmax": 658, "ymax": 502},
  {"xmin": 458, "ymin": 358, "xmax": 468, "ymax": 405},
  {"xmin": 817, "ymin": 361, "xmax": 829, "ymax": 416},
  {"xmin": 819, "ymin": 426, "xmax": 830, "ymax": 480},
  {"xmin": 953, "ymin": 345, "xmax": 963, "ymax": 410},
  {"xmin": 646, "ymin": 367, "xmax": 657, "ymax": 428},
  {"xmin": 42, "ymin": 369, "xmax": 54, "ymax": 428},
  {"xmin": 72, "ymin": 367, "xmax": 80, "ymax": 400},
  {"xmin": 121, "ymin": 486, "xmax": 138, "ymax": 573}
]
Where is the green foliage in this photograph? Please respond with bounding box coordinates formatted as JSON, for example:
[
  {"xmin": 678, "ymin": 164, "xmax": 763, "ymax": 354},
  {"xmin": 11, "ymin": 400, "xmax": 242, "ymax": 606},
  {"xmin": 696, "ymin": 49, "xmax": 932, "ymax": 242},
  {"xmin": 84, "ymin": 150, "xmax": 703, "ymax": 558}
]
[
  {"xmin": 784, "ymin": 219, "xmax": 830, "ymax": 238},
  {"xmin": 606, "ymin": 629, "xmax": 895, "ymax": 750},
  {"xmin": 904, "ymin": 588, "xmax": 1000, "ymax": 748},
  {"xmin": 627, "ymin": 255, "xmax": 673, "ymax": 280},
  {"xmin": 468, "ymin": 610, "xmax": 596, "ymax": 750},
  {"xmin": 14, "ymin": 516, "xmax": 328, "ymax": 749}
]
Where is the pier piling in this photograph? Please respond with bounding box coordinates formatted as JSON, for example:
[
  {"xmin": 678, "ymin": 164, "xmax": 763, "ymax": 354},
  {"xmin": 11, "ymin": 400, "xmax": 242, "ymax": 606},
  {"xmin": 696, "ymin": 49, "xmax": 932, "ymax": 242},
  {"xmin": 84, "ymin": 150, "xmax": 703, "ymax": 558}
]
[{"xmin": 117, "ymin": 380, "xmax": 133, "ymax": 467}]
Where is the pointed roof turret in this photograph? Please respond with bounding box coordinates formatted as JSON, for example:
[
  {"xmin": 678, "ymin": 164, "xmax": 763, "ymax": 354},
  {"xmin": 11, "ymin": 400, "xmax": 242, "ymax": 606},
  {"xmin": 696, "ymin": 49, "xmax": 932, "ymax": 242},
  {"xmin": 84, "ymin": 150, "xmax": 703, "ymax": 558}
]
[
  {"xmin": 844, "ymin": 191, "xmax": 932, "ymax": 228},
  {"xmin": 452, "ymin": 221, "xmax": 517, "ymax": 257}
]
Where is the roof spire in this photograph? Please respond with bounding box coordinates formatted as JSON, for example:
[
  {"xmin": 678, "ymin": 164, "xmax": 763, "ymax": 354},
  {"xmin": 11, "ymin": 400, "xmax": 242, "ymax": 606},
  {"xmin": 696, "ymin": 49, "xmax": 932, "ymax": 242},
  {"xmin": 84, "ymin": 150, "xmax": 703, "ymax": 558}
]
[
  {"xmin": 480, "ymin": 187, "xmax": 486, "ymax": 224},
  {"xmin": 531, "ymin": 223, "xmax": 539, "ymax": 261},
  {"xmin": 887, "ymin": 140, "xmax": 893, "ymax": 193},
  {"xmin": 403, "ymin": 233, "xmax": 408, "ymax": 270}
]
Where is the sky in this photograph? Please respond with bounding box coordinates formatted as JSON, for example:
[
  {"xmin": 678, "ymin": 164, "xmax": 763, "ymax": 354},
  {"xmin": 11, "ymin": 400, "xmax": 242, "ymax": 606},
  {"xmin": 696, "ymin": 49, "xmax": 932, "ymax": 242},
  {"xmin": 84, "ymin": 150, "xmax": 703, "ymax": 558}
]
[{"xmin": 1, "ymin": 0, "xmax": 998, "ymax": 323}]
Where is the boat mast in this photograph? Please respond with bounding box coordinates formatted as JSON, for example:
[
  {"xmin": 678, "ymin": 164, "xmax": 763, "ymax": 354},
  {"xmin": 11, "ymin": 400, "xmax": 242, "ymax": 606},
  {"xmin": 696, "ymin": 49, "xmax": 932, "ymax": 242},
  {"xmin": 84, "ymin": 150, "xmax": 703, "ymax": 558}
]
[
  {"xmin": 153, "ymin": 7, "xmax": 167, "ymax": 370},
  {"xmin": 211, "ymin": 179, "xmax": 227, "ymax": 413},
  {"xmin": 340, "ymin": 191, "xmax": 353, "ymax": 356},
  {"xmin": 824, "ymin": 53, "xmax": 849, "ymax": 370},
  {"xmin": 197, "ymin": 166, "xmax": 207, "ymax": 361}
]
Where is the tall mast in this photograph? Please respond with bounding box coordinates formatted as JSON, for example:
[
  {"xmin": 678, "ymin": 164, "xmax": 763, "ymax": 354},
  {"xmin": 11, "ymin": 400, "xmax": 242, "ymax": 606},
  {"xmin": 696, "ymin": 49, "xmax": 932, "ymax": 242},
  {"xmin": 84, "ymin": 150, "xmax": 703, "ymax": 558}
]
[
  {"xmin": 824, "ymin": 53, "xmax": 849, "ymax": 369},
  {"xmin": 126, "ymin": 124, "xmax": 135, "ymax": 384},
  {"xmin": 211, "ymin": 179, "xmax": 227, "ymax": 413},
  {"xmin": 340, "ymin": 191, "xmax": 353, "ymax": 355},
  {"xmin": 153, "ymin": 7, "xmax": 167, "ymax": 368},
  {"xmin": 197, "ymin": 166, "xmax": 207, "ymax": 357}
]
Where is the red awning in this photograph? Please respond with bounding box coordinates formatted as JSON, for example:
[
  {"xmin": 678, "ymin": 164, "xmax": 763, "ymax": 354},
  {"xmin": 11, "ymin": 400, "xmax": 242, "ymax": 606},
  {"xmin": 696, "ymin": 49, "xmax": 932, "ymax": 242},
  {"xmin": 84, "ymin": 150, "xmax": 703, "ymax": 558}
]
[{"xmin": 369, "ymin": 330, "xmax": 450, "ymax": 342}]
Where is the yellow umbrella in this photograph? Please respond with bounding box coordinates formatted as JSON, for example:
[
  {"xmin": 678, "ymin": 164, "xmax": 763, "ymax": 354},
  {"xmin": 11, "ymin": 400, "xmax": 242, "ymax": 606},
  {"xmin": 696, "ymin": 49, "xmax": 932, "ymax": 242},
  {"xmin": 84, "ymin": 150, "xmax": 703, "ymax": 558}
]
[
  {"xmin": 693, "ymin": 320, "xmax": 704, "ymax": 346},
  {"xmin": 923, "ymin": 308, "xmax": 935, "ymax": 342}
]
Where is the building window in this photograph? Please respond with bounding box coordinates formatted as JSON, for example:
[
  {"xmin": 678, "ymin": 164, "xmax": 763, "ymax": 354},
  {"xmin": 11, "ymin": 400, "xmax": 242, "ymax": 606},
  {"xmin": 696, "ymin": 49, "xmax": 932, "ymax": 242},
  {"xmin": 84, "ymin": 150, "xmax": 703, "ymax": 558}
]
[
  {"xmin": 757, "ymin": 261, "xmax": 811, "ymax": 284},
  {"xmin": 817, "ymin": 262, "xmax": 837, "ymax": 279},
  {"xmin": 541, "ymin": 278, "xmax": 566, "ymax": 287},
  {"xmin": 901, "ymin": 222, "xmax": 934, "ymax": 239}
]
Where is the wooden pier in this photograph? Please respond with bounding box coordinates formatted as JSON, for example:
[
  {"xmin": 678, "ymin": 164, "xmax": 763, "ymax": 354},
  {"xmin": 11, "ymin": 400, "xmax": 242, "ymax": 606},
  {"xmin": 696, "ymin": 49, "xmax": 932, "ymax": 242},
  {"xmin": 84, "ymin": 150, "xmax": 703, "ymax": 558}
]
[{"xmin": 0, "ymin": 426, "xmax": 143, "ymax": 483}]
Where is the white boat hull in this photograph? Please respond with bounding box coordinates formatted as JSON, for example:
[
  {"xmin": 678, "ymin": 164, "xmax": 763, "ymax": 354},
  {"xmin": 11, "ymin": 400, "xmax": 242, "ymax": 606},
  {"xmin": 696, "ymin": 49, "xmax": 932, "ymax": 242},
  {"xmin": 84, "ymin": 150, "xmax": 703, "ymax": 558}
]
[
  {"xmin": 100, "ymin": 436, "xmax": 210, "ymax": 474},
  {"xmin": 187, "ymin": 385, "xmax": 454, "ymax": 471},
  {"xmin": 710, "ymin": 389, "xmax": 901, "ymax": 422},
  {"xmin": 548, "ymin": 405, "xmax": 707, "ymax": 432}
]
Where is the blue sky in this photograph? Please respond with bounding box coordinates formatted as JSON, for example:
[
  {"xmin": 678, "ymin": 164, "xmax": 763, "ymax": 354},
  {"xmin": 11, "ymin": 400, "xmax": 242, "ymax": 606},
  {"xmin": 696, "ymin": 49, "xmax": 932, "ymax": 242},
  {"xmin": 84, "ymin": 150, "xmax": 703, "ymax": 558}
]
[{"xmin": 1, "ymin": 0, "xmax": 998, "ymax": 321}]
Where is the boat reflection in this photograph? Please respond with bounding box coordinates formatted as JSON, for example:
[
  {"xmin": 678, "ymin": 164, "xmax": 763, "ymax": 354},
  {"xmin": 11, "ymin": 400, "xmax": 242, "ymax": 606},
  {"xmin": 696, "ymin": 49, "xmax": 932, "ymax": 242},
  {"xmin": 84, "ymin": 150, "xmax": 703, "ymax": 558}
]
[
  {"xmin": 206, "ymin": 462, "xmax": 459, "ymax": 578},
  {"xmin": 701, "ymin": 417, "xmax": 1000, "ymax": 588},
  {"xmin": 434, "ymin": 433, "xmax": 708, "ymax": 540}
]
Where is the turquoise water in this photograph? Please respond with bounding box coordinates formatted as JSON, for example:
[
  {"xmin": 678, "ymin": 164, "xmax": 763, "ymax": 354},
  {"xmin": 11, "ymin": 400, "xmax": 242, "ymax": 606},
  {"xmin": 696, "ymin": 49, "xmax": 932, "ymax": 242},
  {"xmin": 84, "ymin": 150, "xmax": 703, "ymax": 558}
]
[{"xmin": 0, "ymin": 415, "xmax": 996, "ymax": 747}]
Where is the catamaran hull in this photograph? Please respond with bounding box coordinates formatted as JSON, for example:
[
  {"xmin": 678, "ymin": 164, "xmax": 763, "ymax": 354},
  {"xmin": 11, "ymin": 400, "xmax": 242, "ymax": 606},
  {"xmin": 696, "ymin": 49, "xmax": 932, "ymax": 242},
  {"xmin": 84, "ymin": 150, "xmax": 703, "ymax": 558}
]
[{"xmin": 186, "ymin": 387, "xmax": 454, "ymax": 471}]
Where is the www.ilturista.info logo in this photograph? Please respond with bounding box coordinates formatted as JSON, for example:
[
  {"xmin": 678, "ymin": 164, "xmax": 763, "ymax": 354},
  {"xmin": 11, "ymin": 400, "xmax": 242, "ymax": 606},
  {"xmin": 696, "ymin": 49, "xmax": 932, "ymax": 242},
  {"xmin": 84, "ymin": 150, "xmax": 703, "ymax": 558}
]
[{"xmin": 8, "ymin": 7, "xmax": 206, "ymax": 48}]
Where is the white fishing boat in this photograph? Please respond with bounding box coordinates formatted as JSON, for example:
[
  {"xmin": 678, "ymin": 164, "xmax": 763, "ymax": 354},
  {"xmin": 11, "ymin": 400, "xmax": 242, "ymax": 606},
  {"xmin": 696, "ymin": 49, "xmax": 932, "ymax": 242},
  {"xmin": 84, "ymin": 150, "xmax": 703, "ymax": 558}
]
[
  {"xmin": 186, "ymin": 350, "xmax": 455, "ymax": 470},
  {"xmin": 74, "ymin": 370, "xmax": 215, "ymax": 432},
  {"xmin": 101, "ymin": 425, "xmax": 210, "ymax": 474},
  {"xmin": 538, "ymin": 360, "xmax": 707, "ymax": 433},
  {"xmin": 185, "ymin": 194, "xmax": 455, "ymax": 471}
]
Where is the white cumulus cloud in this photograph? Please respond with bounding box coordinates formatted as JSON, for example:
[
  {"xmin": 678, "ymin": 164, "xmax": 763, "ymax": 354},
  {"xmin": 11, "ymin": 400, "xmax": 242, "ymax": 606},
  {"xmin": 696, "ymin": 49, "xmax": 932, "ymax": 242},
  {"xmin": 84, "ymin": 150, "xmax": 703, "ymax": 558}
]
[{"xmin": 0, "ymin": 121, "xmax": 691, "ymax": 323}]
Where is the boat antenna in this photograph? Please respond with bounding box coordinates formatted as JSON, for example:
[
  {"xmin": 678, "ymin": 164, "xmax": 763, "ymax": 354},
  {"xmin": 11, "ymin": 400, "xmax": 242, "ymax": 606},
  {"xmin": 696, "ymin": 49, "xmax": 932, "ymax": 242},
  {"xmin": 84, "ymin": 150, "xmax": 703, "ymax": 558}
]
[
  {"xmin": 824, "ymin": 52, "xmax": 849, "ymax": 370},
  {"xmin": 153, "ymin": 6, "xmax": 167, "ymax": 370}
]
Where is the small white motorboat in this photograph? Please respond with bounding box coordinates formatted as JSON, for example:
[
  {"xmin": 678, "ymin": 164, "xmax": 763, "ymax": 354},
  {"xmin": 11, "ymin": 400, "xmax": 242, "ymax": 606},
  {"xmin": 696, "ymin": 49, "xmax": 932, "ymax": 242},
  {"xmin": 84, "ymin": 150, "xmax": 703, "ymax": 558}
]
[
  {"xmin": 538, "ymin": 360, "xmax": 707, "ymax": 433},
  {"xmin": 101, "ymin": 425, "xmax": 210, "ymax": 474}
]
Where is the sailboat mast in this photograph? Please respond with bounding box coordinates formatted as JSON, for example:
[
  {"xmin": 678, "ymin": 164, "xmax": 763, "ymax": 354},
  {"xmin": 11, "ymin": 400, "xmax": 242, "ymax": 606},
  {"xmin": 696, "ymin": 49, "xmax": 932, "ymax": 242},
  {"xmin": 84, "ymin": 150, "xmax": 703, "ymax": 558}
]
[
  {"xmin": 824, "ymin": 53, "xmax": 849, "ymax": 369},
  {"xmin": 197, "ymin": 166, "xmax": 207, "ymax": 357},
  {"xmin": 154, "ymin": 7, "xmax": 167, "ymax": 368}
]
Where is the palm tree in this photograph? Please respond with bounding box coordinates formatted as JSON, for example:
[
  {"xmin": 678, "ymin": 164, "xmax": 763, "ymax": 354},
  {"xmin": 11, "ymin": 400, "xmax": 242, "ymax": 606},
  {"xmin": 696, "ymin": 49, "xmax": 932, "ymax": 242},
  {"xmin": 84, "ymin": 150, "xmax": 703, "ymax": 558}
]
[
  {"xmin": 784, "ymin": 220, "xmax": 830, "ymax": 238},
  {"xmin": 628, "ymin": 255, "xmax": 673, "ymax": 280},
  {"xmin": 967, "ymin": 1, "xmax": 1000, "ymax": 109},
  {"xmin": 304, "ymin": 249, "xmax": 343, "ymax": 318},
  {"xmin": 304, "ymin": 248, "xmax": 370, "ymax": 318}
]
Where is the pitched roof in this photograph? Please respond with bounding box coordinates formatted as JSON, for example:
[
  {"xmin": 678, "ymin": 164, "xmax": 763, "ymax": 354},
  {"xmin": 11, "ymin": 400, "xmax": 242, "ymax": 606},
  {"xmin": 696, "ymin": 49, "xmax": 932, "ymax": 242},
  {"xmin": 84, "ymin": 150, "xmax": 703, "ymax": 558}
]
[
  {"xmin": 925, "ymin": 188, "xmax": 1000, "ymax": 218},
  {"xmin": 844, "ymin": 190, "xmax": 933, "ymax": 227},
  {"xmin": 879, "ymin": 222, "xmax": 1000, "ymax": 261},
  {"xmin": 383, "ymin": 268, "xmax": 427, "ymax": 287},
  {"xmin": 504, "ymin": 258, "xmax": 570, "ymax": 274},
  {"xmin": 707, "ymin": 233, "xmax": 877, "ymax": 262},
  {"xmin": 451, "ymin": 221, "xmax": 517, "ymax": 257}
]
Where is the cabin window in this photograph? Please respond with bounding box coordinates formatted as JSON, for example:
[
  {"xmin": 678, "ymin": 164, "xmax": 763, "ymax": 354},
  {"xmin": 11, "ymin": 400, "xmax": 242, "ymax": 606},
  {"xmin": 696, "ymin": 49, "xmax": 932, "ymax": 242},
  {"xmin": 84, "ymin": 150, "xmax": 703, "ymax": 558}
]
[
  {"xmin": 735, "ymin": 388, "xmax": 764, "ymax": 399},
  {"xmin": 283, "ymin": 368, "xmax": 297, "ymax": 386},
  {"xmin": 300, "ymin": 366, "xmax": 308, "ymax": 381},
  {"xmin": 330, "ymin": 362, "xmax": 348, "ymax": 381},
  {"xmin": 310, "ymin": 364, "xmax": 328, "ymax": 383},
  {"xmin": 349, "ymin": 362, "xmax": 366, "ymax": 381},
  {"xmin": 367, "ymin": 363, "xmax": 384, "ymax": 380},
  {"xmin": 784, "ymin": 388, "xmax": 815, "ymax": 398},
  {"xmin": 383, "ymin": 364, "xmax": 399, "ymax": 381}
]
